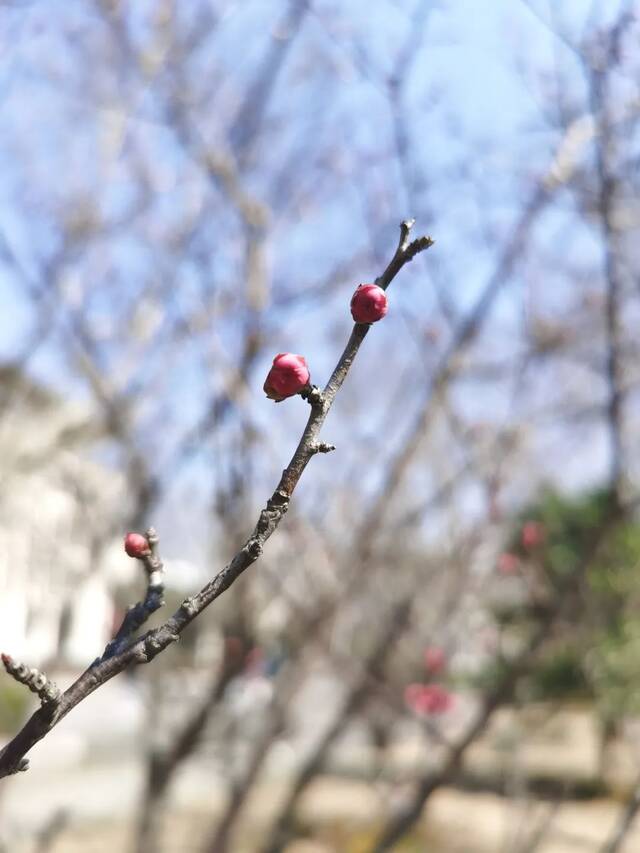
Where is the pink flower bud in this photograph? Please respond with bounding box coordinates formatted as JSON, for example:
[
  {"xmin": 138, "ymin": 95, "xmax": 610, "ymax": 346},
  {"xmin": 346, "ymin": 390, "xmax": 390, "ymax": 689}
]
[
  {"xmin": 424, "ymin": 645, "xmax": 446, "ymax": 675},
  {"xmin": 350, "ymin": 283, "xmax": 388, "ymax": 324},
  {"xmin": 404, "ymin": 683, "xmax": 453, "ymax": 716},
  {"xmin": 124, "ymin": 532, "xmax": 150, "ymax": 559},
  {"xmin": 263, "ymin": 353, "xmax": 310, "ymax": 401},
  {"xmin": 521, "ymin": 521, "xmax": 545, "ymax": 549},
  {"xmin": 497, "ymin": 551, "xmax": 520, "ymax": 575}
]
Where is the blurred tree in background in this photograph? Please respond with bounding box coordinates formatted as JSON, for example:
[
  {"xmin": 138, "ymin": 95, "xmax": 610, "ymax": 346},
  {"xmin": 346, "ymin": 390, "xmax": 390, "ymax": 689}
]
[{"xmin": 496, "ymin": 489, "xmax": 640, "ymax": 760}]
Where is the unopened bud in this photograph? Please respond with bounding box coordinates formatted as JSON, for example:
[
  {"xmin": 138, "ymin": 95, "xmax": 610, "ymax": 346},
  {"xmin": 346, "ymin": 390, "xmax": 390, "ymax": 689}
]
[
  {"xmin": 263, "ymin": 353, "xmax": 310, "ymax": 401},
  {"xmin": 124, "ymin": 532, "xmax": 150, "ymax": 559},
  {"xmin": 350, "ymin": 283, "xmax": 388, "ymax": 324}
]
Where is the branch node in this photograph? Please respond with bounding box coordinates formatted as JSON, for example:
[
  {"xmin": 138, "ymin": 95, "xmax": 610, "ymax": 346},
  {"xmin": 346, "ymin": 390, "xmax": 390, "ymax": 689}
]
[
  {"xmin": 180, "ymin": 596, "xmax": 198, "ymax": 617},
  {"xmin": 247, "ymin": 539, "xmax": 263, "ymax": 558},
  {"xmin": 299, "ymin": 384, "xmax": 325, "ymax": 409},
  {"xmin": 310, "ymin": 442, "xmax": 336, "ymax": 455},
  {"xmin": 145, "ymin": 526, "xmax": 159, "ymax": 548},
  {"xmin": 375, "ymin": 219, "xmax": 434, "ymax": 290},
  {"xmin": 268, "ymin": 490, "xmax": 290, "ymax": 509},
  {"xmin": 144, "ymin": 635, "xmax": 162, "ymax": 657},
  {"xmin": 102, "ymin": 528, "xmax": 167, "ymax": 662},
  {"xmin": 140, "ymin": 526, "xmax": 164, "ymax": 582}
]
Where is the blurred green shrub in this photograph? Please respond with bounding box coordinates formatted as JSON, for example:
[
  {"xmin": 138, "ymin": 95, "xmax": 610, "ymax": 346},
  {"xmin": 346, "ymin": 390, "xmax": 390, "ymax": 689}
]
[
  {"xmin": 493, "ymin": 488, "xmax": 640, "ymax": 719},
  {"xmin": 527, "ymin": 644, "xmax": 590, "ymax": 701}
]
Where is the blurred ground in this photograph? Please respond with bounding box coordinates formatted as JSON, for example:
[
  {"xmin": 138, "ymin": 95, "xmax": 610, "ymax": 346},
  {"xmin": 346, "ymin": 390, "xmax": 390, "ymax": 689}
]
[
  {"xmin": 3, "ymin": 673, "xmax": 640, "ymax": 852},
  {"xmin": 5, "ymin": 783, "xmax": 640, "ymax": 853}
]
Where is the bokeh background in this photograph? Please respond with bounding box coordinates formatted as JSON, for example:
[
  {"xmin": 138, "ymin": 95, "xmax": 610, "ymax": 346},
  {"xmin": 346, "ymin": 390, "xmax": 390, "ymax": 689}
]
[{"xmin": 1, "ymin": 1, "xmax": 640, "ymax": 851}]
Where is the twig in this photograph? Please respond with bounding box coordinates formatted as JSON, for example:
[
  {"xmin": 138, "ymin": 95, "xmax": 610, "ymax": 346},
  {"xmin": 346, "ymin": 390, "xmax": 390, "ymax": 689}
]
[
  {"xmin": 100, "ymin": 527, "xmax": 165, "ymax": 661},
  {"xmin": 0, "ymin": 219, "xmax": 433, "ymax": 779}
]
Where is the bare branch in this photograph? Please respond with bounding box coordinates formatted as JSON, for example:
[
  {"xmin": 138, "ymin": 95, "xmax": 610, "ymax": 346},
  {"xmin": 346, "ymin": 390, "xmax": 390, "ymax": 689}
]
[{"xmin": 0, "ymin": 220, "xmax": 433, "ymax": 780}]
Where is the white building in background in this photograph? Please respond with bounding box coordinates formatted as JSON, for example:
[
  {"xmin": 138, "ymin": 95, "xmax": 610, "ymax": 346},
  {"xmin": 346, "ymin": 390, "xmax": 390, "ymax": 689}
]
[{"xmin": 0, "ymin": 365, "xmax": 134, "ymax": 667}]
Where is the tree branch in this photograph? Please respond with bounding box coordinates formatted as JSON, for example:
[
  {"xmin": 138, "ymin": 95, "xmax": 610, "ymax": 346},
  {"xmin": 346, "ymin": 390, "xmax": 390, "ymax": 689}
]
[{"xmin": 0, "ymin": 219, "xmax": 433, "ymax": 779}]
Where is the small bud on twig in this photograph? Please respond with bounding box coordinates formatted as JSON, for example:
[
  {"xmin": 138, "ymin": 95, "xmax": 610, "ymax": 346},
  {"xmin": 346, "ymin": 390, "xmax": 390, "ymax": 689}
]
[
  {"xmin": 124, "ymin": 532, "xmax": 150, "ymax": 559},
  {"xmin": 264, "ymin": 353, "xmax": 310, "ymax": 401},
  {"xmin": 350, "ymin": 283, "xmax": 388, "ymax": 324},
  {"xmin": 310, "ymin": 442, "xmax": 336, "ymax": 455}
]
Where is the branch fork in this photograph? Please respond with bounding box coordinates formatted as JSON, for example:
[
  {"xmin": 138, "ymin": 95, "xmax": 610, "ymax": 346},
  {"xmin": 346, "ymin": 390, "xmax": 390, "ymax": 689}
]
[
  {"xmin": 299, "ymin": 384, "xmax": 326, "ymax": 410},
  {"xmin": 99, "ymin": 526, "xmax": 166, "ymax": 662}
]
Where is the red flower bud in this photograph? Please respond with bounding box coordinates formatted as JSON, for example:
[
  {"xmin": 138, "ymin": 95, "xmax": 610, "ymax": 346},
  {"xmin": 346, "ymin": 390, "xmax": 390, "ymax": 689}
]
[
  {"xmin": 263, "ymin": 353, "xmax": 310, "ymax": 401},
  {"xmin": 350, "ymin": 283, "xmax": 388, "ymax": 324},
  {"xmin": 521, "ymin": 521, "xmax": 545, "ymax": 549},
  {"xmin": 124, "ymin": 532, "xmax": 150, "ymax": 559},
  {"xmin": 424, "ymin": 645, "xmax": 446, "ymax": 675}
]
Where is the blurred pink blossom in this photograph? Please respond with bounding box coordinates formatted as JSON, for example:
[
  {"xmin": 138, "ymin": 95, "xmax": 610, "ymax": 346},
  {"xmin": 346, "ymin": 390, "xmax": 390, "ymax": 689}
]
[{"xmin": 404, "ymin": 683, "xmax": 453, "ymax": 716}]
